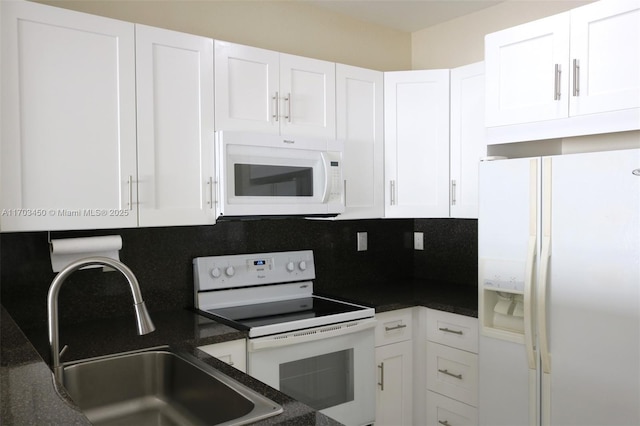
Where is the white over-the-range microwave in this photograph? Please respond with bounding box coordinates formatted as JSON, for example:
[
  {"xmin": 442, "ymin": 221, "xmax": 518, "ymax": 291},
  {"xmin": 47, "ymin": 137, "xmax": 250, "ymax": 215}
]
[{"xmin": 214, "ymin": 131, "xmax": 345, "ymax": 219}]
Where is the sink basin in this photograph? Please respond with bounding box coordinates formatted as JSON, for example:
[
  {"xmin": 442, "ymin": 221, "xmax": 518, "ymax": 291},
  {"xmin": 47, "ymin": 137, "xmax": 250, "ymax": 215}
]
[{"xmin": 61, "ymin": 348, "xmax": 282, "ymax": 426}]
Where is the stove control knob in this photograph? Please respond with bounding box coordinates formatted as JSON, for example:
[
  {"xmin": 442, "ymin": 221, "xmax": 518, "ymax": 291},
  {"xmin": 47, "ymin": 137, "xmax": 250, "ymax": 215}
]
[
  {"xmin": 286, "ymin": 261, "xmax": 295, "ymax": 272},
  {"xmin": 210, "ymin": 267, "xmax": 222, "ymax": 278},
  {"xmin": 299, "ymin": 261, "xmax": 307, "ymax": 271},
  {"xmin": 225, "ymin": 266, "xmax": 235, "ymax": 277}
]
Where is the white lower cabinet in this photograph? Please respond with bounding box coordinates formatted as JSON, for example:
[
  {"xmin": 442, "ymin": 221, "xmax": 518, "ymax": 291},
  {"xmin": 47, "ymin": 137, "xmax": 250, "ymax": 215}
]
[
  {"xmin": 427, "ymin": 390, "xmax": 478, "ymax": 426},
  {"xmin": 425, "ymin": 309, "xmax": 478, "ymax": 426},
  {"xmin": 198, "ymin": 339, "xmax": 247, "ymax": 373},
  {"xmin": 426, "ymin": 343, "xmax": 478, "ymax": 407},
  {"xmin": 374, "ymin": 308, "xmax": 414, "ymax": 426}
]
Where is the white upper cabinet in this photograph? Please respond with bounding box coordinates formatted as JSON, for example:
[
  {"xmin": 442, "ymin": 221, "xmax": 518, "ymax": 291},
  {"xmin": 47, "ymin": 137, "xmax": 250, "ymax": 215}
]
[
  {"xmin": 214, "ymin": 42, "xmax": 279, "ymax": 134},
  {"xmin": 135, "ymin": 24, "xmax": 216, "ymax": 227},
  {"xmin": 485, "ymin": 0, "xmax": 640, "ymax": 141},
  {"xmin": 384, "ymin": 70, "xmax": 450, "ymax": 218},
  {"xmin": 450, "ymin": 62, "xmax": 486, "ymax": 219},
  {"xmin": 1, "ymin": 1, "xmax": 137, "ymax": 231},
  {"xmin": 279, "ymin": 53, "xmax": 336, "ymax": 138},
  {"xmin": 336, "ymin": 64, "xmax": 384, "ymax": 219},
  {"xmin": 569, "ymin": 0, "xmax": 640, "ymax": 116},
  {"xmin": 485, "ymin": 12, "xmax": 570, "ymax": 127},
  {"xmin": 215, "ymin": 41, "xmax": 336, "ymax": 138}
]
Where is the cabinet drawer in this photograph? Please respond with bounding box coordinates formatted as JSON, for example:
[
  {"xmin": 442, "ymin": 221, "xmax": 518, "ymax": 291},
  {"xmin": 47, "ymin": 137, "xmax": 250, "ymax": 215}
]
[
  {"xmin": 375, "ymin": 308, "xmax": 413, "ymax": 346},
  {"xmin": 427, "ymin": 390, "xmax": 477, "ymax": 426},
  {"xmin": 426, "ymin": 309, "xmax": 478, "ymax": 353},
  {"xmin": 426, "ymin": 342, "xmax": 478, "ymax": 407},
  {"xmin": 198, "ymin": 339, "xmax": 246, "ymax": 372}
]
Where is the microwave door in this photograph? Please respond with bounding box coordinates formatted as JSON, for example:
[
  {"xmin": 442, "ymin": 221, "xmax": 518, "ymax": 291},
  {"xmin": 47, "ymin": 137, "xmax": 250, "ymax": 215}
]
[
  {"xmin": 216, "ymin": 133, "xmax": 344, "ymax": 218},
  {"xmin": 234, "ymin": 164, "xmax": 314, "ymax": 197}
]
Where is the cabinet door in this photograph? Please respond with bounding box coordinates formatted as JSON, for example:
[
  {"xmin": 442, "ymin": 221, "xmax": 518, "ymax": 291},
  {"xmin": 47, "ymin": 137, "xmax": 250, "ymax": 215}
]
[
  {"xmin": 426, "ymin": 308, "xmax": 478, "ymax": 354},
  {"xmin": 336, "ymin": 64, "xmax": 384, "ymax": 219},
  {"xmin": 136, "ymin": 25, "xmax": 215, "ymax": 227},
  {"xmin": 384, "ymin": 70, "xmax": 450, "ymax": 218},
  {"xmin": 214, "ymin": 41, "xmax": 279, "ymax": 134},
  {"xmin": 1, "ymin": 1, "xmax": 137, "ymax": 231},
  {"xmin": 450, "ymin": 62, "xmax": 486, "ymax": 219},
  {"xmin": 198, "ymin": 339, "xmax": 247, "ymax": 373},
  {"xmin": 279, "ymin": 53, "xmax": 336, "ymax": 138},
  {"xmin": 569, "ymin": 0, "xmax": 640, "ymax": 116},
  {"xmin": 427, "ymin": 342, "xmax": 478, "ymax": 407},
  {"xmin": 426, "ymin": 391, "xmax": 478, "ymax": 426},
  {"xmin": 485, "ymin": 13, "xmax": 570, "ymax": 127},
  {"xmin": 375, "ymin": 340, "xmax": 413, "ymax": 426}
]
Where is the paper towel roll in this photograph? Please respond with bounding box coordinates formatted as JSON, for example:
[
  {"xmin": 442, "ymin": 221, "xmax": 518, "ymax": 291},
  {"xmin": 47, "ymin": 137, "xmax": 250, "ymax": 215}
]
[{"xmin": 50, "ymin": 235, "xmax": 122, "ymax": 272}]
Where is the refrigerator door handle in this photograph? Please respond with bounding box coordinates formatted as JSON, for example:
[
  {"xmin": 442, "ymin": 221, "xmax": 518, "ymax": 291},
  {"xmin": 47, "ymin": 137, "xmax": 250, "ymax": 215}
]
[
  {"xmin": 539, "ymin": 235, "xmax": 552, "ymax": 374},
  {"xmin": 538, "ymin": 157, "xmax": 552, "ymax": 375},
  {"xmin": 524, "ymin": 235, "xmax": 537, "ymax": 370},
  {"xmin": 524, "ymin": 158, "xmax": 539, "ymax": 371}
]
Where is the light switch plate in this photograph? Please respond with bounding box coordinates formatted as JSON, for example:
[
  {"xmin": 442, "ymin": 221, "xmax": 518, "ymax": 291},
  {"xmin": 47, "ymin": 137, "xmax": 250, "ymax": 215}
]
[
  {"xmin": 414, "ymin": 232, "xmax": 424, "ymax": 250},
  {"xmin": 357, "ymin": 232, "xmax": 368, "ymax": 251}
]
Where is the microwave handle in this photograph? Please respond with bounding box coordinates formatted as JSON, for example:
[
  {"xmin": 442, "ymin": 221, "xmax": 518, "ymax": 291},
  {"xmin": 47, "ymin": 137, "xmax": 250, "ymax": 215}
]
[{"xmin": 320, "ymin": 152, "xmax": 331, "ymax": 203}]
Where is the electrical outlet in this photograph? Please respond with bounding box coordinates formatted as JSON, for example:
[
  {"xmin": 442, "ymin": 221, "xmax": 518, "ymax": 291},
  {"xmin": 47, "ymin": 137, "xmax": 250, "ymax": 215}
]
[
  {"xmin": 357, "ymin": 232, "xmax": 368, "ymax": 251},
  {"xmin": 414, "ymin": 232, "xmax": 424, "ymax": 250}
]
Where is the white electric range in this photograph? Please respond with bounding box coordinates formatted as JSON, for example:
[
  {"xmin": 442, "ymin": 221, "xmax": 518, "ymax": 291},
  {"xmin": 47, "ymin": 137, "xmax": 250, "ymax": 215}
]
[{"xmin": 193, "ymin": 250, "xmax": 376, "ymax": 425}]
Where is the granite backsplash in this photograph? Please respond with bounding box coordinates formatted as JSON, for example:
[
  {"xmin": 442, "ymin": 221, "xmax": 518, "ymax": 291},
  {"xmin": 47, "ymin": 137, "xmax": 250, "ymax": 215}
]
[{"xmin": 1, "ymin": 218, "xmax": 477, "ymax": 333}]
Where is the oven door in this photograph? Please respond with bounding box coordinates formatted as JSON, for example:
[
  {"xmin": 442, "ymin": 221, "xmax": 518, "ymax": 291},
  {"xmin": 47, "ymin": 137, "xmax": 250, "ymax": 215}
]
[
  {"xmin": 216, "ymin": 131, "xmax": 344, "ymax": 217},
  {"xmin": 247, "ymin": 319, "xmax": 376, "ymax": 426}
]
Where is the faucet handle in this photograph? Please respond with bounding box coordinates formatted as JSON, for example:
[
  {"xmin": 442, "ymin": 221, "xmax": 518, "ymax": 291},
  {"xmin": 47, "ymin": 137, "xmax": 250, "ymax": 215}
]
[{"xmin": 59, "ymin": 344, "xmax": 69, "ymax": 359}]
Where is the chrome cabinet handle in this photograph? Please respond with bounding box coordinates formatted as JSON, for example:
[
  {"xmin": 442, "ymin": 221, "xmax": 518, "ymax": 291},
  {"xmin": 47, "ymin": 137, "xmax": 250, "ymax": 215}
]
[
  {"xmin": 438, "ymin": 368, "xmax": 463, "ymax": 380},
  {"xmin": 343, "ymin": 180, "xmax": 347, "ymax": 206},
  {"xmin": 285, "ymin": 93, "xmax": 291, "ymax": 122},
  {"xmin": 554, "ymin": 64, "xmax": 562, "ymax": 101},
  {"xmin": 573, "ymin": 59, "xmax": 580, "ymax": 97},
  {"xmin": 438, "ymin": 421, "xmax": 452, "ymax": 426},
  {"xmin": 390, "ymin": 180, "xmax": 396, "ymax": 205},
  {"xmin": 207, "ymin": 177, "xmax": 214, "ymax": 208},
  {"xmin": 272, "ymin": 91, "xmax": 279, "ymax": 122},
  {"xmin": 378, "ymin": 362, "xmax": 385, "ymax": 390},
  {"xmin": 439, "ymin": 327, "xmax": 463, "ymax": 335},
  {"xmin": 385, "ymin": 324, "xmax": 407, "ymax": 332},
  {"xmin": 451, "ymin": 180, "xmax": 457, "ymax": 206},
  {"xmin": 127, "ymin": 175, "xmax": 134, "ymax": 211}
]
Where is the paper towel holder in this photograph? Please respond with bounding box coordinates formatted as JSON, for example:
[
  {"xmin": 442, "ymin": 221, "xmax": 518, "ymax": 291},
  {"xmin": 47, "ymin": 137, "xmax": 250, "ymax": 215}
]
[{"xmin": 49, "ymin": 234, "xmax": 123, "ymax": 273}]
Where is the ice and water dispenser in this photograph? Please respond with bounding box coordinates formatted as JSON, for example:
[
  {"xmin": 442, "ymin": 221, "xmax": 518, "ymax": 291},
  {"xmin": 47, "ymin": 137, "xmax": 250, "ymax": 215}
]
[{"xmin": 480, "ymin": 259, "xmax": 526, "ymax": 339}]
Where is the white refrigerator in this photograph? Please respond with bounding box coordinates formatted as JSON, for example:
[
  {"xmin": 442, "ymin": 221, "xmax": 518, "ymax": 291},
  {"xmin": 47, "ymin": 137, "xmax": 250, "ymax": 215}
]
[{"xmin": 478, "ymin": 148, "xmax": 640, "ymax": 426}]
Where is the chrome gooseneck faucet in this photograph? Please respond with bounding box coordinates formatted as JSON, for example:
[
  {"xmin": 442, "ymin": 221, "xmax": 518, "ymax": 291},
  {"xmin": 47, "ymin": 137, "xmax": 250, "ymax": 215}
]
[{"xmin": 47, "ymin": 257, "xmax": 156, "ymax": 381}]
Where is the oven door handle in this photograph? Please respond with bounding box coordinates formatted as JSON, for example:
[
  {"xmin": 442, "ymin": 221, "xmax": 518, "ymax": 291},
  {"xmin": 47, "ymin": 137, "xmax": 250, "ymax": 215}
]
[{"xmin": 248, "ymin": 319, "xmax": 377, "ymax": 352}]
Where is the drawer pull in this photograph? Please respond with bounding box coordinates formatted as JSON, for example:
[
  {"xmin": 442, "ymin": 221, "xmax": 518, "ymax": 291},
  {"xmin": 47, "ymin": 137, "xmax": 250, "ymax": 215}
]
[
  {"xmin": 439, "ymin": 327, "xmax": 463, "ymax": 335},
  {"xmin": 438, "ymin": 421, "xmax": 452, "ymax": 426},
  {"xmin": 385, "ymin": 324, "xmax": 407, "ymax": 332},
  {"xmin": 378, "ymin": 362, "xmax": 385, "ymax": 390},
  {"xmin": 438, "ymin": 368, "xmax": 463, "ymax": 380}
]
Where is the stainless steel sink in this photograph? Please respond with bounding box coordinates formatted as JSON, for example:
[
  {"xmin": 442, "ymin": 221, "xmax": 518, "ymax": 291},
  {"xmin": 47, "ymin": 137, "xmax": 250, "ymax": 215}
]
[{"xmin": 61, "ymin": 348, "xmax": 282, "ymax": 426}]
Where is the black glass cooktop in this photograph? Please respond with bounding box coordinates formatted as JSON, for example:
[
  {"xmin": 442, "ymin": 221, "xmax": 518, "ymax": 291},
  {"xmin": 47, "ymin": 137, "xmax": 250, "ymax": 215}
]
[{"xmin": 204, "ymin": 296, "xmax": 366, "ymax": 329}]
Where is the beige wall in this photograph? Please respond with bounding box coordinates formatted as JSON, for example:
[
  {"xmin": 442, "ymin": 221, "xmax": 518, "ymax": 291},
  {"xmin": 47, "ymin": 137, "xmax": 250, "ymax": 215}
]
[
  {"xmin": 33, "ymin": 0, "xmax": 412, "ymax": 71},
  {"xmin": 412, "ymin": 0, "xmax": 594, "ymax": 70},
  {"xmin": 32, "ymin": 1, "xmax": 603, "ymax": 72}
]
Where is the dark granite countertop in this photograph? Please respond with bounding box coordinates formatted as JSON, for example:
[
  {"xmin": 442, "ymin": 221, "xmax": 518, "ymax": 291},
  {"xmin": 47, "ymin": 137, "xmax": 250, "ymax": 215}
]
[
  {"xmin": 1, "ymin": 306, "xmax": 340, "ymax": 426},
  {"xmin": 1, "ymin": 280, "xmax": 476, "ymax": 426},
  {"xmin": 320, "ymin": 279, "xmax": 478, "ymax": 318}
]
